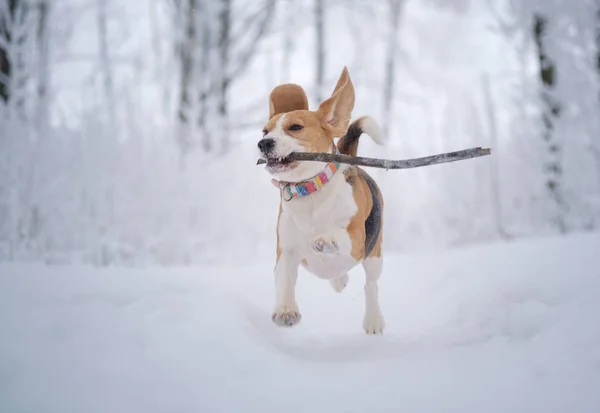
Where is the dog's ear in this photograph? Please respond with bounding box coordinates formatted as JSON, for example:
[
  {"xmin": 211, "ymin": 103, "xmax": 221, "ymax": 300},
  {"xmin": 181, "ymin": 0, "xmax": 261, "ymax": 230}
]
[
  {"xmin": 317, "ymin": 66, "xmax": 355, "ymax": 135},
  {"xmin": 268, "ymin": 84, "xmax": 309, "ymax": 119}
]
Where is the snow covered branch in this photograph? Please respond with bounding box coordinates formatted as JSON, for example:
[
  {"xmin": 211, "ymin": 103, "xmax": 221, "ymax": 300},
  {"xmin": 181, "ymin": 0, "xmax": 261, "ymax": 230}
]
[
  {"xmin": 225, "ymin": 0, "xmax": 275, "ymax": 86},
  {"xmin": 256, "ymin": 147, "xmax": 492, "ymax": 170}
]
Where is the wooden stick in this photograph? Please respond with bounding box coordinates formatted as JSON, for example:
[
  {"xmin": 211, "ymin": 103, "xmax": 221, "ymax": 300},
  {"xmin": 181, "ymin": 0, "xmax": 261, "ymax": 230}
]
[{"xmin": 256, "ymin": 147, "xmax": 492, "ymax": 170}]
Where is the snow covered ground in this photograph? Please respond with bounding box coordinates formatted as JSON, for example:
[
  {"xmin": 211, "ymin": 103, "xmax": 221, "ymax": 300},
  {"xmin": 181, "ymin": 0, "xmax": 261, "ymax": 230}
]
[{"xmin": 1, "ymin": 233, "xmax": 600, "ymax": 413}]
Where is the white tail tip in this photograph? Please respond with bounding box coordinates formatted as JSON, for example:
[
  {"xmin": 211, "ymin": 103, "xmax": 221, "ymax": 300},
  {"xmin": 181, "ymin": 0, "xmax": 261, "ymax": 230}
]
[{"xmin": 357, "ymin": 116, "xmax": 384, "ymax": 145}]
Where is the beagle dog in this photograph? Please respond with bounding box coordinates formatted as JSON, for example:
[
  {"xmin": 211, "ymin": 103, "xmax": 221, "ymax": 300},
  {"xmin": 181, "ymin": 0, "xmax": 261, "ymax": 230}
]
[{"xmin": 258, "ymin": 67, "xmax": 385, "ymax": 334}]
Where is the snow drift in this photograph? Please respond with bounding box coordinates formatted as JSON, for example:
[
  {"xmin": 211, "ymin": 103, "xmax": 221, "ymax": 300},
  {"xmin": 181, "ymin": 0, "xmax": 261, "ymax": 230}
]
[{"xmin": 1, "ymin": 232, "xmax": 599, "ymax": 413}]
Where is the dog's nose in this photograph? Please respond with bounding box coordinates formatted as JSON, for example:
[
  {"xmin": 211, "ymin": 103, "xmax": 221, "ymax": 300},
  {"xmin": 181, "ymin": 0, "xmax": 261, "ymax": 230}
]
[{"xmin": 258, "ymin": 138, "xmax": 275, "ymax": 154}]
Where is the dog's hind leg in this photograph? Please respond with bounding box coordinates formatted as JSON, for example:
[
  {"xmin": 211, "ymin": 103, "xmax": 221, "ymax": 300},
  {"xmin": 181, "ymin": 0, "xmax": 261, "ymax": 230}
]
[
  {"xmin": 329, "ymin": 273, "xmax": 349, "ymax": 293},
  {"xmin": 362, "ymin": 257, "xmax": 385, "ymax": 334}
]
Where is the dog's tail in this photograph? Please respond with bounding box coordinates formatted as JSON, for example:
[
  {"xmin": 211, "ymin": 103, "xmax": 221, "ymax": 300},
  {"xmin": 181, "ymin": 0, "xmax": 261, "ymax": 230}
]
[{"xmin": 337, "ymin": 116, "xmax": 383, "ymax": 156}]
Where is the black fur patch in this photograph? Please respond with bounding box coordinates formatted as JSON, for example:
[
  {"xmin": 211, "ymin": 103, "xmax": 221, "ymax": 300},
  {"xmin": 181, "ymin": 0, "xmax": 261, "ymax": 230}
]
[
  {"xmin": 344, "ymin": 167, "xmax": 382, "ymax": 259},
  {"xmin": 337, "ymin": 121, "xmax": 363, "ymax": 155},
  {"xmin": 358, "ymin": 169, "xmax": 382, "ymax": 258}
]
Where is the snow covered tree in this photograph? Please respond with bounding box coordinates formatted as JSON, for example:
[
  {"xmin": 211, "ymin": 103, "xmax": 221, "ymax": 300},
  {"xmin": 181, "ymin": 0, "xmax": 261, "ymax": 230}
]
[
  {"xmin": 174, "ymin": 0, "xmax": 197, "ymax": 154},
  {"xmin": 173, "ymin": 0, "xmax": 274, "ymax": 156},
  {"xmin": 493, "ymin": 0, "xmax": 600, "ymax": 232},
  {"xmin": 0, "ymin": 0, "xmax": 34, "ymax": 118},
  {"xmin": 532, "ymin": 13, "xmax": 566, "ymax": 233}
]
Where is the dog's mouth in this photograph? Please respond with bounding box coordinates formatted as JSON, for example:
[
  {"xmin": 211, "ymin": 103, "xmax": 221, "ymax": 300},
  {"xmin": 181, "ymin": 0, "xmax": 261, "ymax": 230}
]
[{"xmin": 265, "ymin": 156, "xmax": 297, "ymax": 172}]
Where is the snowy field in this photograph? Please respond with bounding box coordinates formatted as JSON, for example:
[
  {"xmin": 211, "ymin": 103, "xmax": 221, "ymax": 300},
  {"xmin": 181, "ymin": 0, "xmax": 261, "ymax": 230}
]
[{"xmin": 1, "ymin": 233, "xmax": 600, "ymax": 413}]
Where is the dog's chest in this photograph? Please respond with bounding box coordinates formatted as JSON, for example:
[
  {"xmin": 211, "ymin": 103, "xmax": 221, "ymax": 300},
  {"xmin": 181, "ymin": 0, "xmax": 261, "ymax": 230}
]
[{"xmin": 278, "ymin": 171, "xmax": 359, "ymax": 278}]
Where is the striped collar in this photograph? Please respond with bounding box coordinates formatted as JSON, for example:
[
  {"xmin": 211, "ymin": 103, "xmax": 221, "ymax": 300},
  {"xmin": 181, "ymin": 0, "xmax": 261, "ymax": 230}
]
[{"xmin": 271, "ymin": 151, "xmax": 341, "ymax": 202}]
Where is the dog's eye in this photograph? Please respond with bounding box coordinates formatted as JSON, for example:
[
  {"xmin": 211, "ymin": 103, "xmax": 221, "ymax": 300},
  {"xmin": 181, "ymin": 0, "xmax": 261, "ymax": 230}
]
[
  {"xmin": 288, "ymin": 124, "xmax": 304, "ymax": 131},
  {"xmin": 262, "ymin": 129, "xmax": 268, "ymax": 136}
]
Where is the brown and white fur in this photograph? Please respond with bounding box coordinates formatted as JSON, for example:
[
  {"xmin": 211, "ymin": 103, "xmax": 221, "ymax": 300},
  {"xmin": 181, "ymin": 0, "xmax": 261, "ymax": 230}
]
[{"xmin": 259, "ymin": 67, "xmax": 385, "ymax": 334}]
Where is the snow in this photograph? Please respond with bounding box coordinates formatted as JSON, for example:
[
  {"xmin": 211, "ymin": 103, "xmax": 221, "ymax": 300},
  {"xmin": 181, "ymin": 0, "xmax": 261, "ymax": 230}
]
[{"xmin": 1, "ymin": 233, "xmax": 599, "ymax": 413}]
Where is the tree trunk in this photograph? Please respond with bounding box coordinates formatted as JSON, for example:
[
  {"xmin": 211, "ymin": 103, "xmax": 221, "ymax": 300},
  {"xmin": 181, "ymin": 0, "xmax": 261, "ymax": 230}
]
[
  {"xmin": 13, "ymin": 0, "xmax": 28, "ymax": 117},
  {"xmin": 177, "ymin": 0, "xmax": 197, "ymax": 155},
  {"xmin": 177, "ymin": 0, "xmax": 196, "ymax": 125},
  {"xmin": 314, "ymin": 0, "xmax": 325, "ymax": 102},
  {"xmin": 533, "ymin": 14, "xmax": 566, "ymax": 234},
  {"xmin": 217, "ymin": 0, "xmax": 231, "ymax": 153},
  {"xmin": 0, "ymin": 0, "xmax": 15, "ymax": 104},
  {"xmin": 1, "ymin": 0, "xmax": 30, "ymax": 116},
  {"xmin": 382, "ymin": 0, "xmax": 403, "ymax": 142},
  {"xmin": 35, "ymin": 0, "xmax": 50, "ymax": 133},
  {"xmin": 198, "ymin": 2, "xmax": 211, "ymax": 152}
]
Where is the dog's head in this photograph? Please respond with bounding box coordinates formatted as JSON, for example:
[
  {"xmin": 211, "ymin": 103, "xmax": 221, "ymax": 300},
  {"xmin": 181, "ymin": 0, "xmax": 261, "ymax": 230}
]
[{"xmin": 258, "ymin": 67, "xmax": 355, "ymax": 182}]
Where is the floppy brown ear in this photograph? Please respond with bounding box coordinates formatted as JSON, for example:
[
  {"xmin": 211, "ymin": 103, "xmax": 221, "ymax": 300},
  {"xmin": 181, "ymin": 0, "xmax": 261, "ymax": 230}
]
[
  {"xmin": 316, "ymin": 66, "xmax": 355, "ymax": 135},
  {"xmin": 268, "ymin": 84, "xmax": 309, "ymax": 119}
]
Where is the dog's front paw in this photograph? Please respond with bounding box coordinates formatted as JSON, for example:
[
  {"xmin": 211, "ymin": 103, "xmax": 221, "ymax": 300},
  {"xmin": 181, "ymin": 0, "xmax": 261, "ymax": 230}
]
[
  {"xmin": 312, "ymin": 235, "xmax": 339, "ymax": 254},
  {"xmin": 272, "ymin": 305, "xmax": 301, "ymax": 327},
  {"xmin": 363, "ymin": 312, "xmax": 385, "ymax": 335}
]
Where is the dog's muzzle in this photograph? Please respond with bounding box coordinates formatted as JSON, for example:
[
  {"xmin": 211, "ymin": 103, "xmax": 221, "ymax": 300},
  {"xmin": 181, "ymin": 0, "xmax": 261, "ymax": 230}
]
[{"xmin": 258, "ymin": 138, "xmax": 275, "ymax": 156}]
